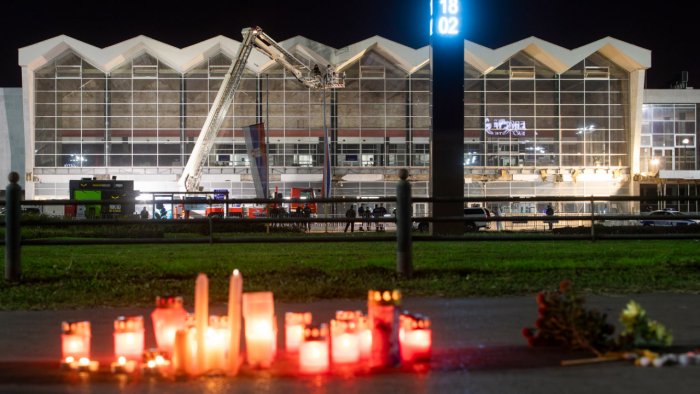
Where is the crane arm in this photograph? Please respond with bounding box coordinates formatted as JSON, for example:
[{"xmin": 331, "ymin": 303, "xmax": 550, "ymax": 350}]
[{"xmin": 178, "ymin": 26, "xmax": 345, "ymax": 192}]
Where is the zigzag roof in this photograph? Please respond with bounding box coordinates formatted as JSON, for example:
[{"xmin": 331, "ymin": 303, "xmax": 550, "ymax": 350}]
[{"xmin": 18, "ymin": 34, "xmax": 650, "ymax": 76}]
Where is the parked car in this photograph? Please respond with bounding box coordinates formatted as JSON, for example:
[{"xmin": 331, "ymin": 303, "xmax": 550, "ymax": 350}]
[
  {"xmin": 639, "ymin": 210, "xmax": 700, "ymax": 226},
  {"xmin": 411, "ymin": 207, "xmax": 493, "ymax": 232},
  {"xmin": 464, "ymin": 207, "xmax": 492, "ymax": 231}
]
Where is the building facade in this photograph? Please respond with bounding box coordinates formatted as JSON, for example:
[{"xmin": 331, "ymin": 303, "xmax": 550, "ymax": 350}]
[{"xmin": 8, "ymin": 34, "xmax": 699, "ymax": 213}]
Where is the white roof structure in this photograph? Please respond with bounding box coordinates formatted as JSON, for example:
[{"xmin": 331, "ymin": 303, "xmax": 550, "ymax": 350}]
[{"xmin": 18, "ymin": 34, "xmax": 651, "ymax": 75}]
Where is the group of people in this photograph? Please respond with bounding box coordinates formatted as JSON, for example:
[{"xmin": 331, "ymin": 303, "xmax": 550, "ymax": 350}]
[
  {"xmin": 293, "ymin": 204, "xmax": 313, "ymax": 231},
  {"xmin": 344, "ymin": 203, "xmax": 388, "ymax": 233}
]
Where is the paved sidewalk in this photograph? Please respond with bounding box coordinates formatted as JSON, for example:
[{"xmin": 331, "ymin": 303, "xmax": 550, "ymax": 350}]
[{"xmin": 1, "ymin": 294, "xmax": 700, "ymax": 393}]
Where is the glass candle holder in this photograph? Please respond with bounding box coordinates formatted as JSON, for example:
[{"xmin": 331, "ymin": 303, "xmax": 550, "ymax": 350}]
[
  {"xmin": 399, "ymin": 312, "xmax": 432, "ymax": 362},
  {"xmin": 114, "ymin": 316, "xmax": 145, "ymax": 361},
  {"xmin": 242, "ymin": 292, "xmax": 276, "ymax": 368},
  {"xmin": 151, "ymin": 295, "xmax": 187, "ymax": 356},
  {"xmin": 205, "ymin": 315, "xmax": 229, "ymax": 372},
  {"xmin": 299, "ymin": 323, "xmax": 329, "ymax": 374},
  {"xmin": 61, "ymin": 321, "xmax": 91, "ymax": 362},
  {"xmin": 285, "ymin": 312, "xmax": 312, "ymax": 353},
  {"xmin": 331, "ymin": 310, "xmax": 362, "ymax": 364},
  {"xmin": 367, "ymin": 289, "xmax": 401, "ymax": 368}
]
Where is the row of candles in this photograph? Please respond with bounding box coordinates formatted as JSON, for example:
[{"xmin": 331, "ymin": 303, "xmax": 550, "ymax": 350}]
[{"xmin": 61, "ymin": 270, "xmax": 432, "ymax": 375}]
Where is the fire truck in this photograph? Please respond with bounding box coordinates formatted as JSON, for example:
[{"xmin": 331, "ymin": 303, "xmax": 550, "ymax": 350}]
[{"xmin": 289, "ymin": 187, "xmax": 318, "ymax": 214}]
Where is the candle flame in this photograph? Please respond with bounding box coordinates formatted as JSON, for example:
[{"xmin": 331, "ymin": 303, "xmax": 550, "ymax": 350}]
[
  {"xmin": 233, "ymin": 269, "xmax": 240, "ymax": 276},
  {"xmin": 118, "ymin": 356, "xmax": 126, "ymax": 365},
  {"xmin": 65, "ymin": 356, "xmax": 75, "ymax": 363},
  {"xmin": 79, "ymin": 357, "xmax": 90, "ymax": 366}
]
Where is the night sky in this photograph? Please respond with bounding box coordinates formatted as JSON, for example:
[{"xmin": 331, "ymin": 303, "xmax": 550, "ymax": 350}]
[{"xmin": 1, "ymin": 0, "xmax": 696, "ymax": 88}]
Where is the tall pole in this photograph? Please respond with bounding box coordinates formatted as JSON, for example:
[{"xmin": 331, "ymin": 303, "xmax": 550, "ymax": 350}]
[
  {"xmin": 430, "ymin": 0, "xmax": 465, "ymax": 235},
  {"xmin": 323, "ymin": 84, "xmax": 329, "ymax": 233},
  {"xmin": 5, "ymin": 172, "xmax": 22, "ymax": 282}
]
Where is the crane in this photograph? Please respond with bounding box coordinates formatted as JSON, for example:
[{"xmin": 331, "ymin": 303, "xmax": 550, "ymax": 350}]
[{"xmin": 178, "ymin": 26, "xmax": 345, "ymax": 192}]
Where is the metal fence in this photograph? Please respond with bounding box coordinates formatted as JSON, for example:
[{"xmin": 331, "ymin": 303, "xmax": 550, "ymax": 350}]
[{"xmin": 3, "ymin": 173, "xmax": 700, "ymax": 280}]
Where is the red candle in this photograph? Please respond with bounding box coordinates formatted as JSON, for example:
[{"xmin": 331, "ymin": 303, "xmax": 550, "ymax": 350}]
[
  {"xmin": 299, "ymin": 324, "xmax": 329, "ymax": 374},
  {"xmin": 367, "ymin": 290, "xmax": 401, "ymax": 368},
  {"xmin": 331, "ymin": 311, "xmax": 362, "ymax": 364},
  {"xmin": 151, "ymin": 296, "xmax": 188, "ymax": 356},
  {"xmin": 399, "ymin": 313, "xmax": 432, "ymax": 362},
  {"xmin": 114, "ymin": 316, "xmax": 145, "ymax": 361},
  {"xmin": 61, "ymin": 321, "xmax": 91, "ymax": 362},
  {"xmin": 285, "ymin": 312, "xmax": 312, "ymax": 353}
]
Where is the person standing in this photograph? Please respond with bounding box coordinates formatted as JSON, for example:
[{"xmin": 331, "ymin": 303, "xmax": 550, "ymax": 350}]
[
  {"xmin": 140, "ymin": 206, "xmax": 149, "ymax": 219},
  {"xmin": 545, "ymin": 203, "xmax": 555, "ymax": 230},
  {"xmin": 303, "ymin": 203, "xmax": 312, "ymax": 231},
  {"xmin": 358, "ymin": 204, "xmax": 366, "ymax": 231},
  {"xmin": 344, "ymin": 204, "xmax": 356, "ymax": 233},
  {"xmin": 495, "ymin": 206, "xmax": 503, "ymax": 231}
]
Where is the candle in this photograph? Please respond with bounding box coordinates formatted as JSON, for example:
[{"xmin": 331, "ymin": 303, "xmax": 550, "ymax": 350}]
[
  {"xmin": 61, "ymin": 321, "xmax": 91, "ymax": 364},
  {"xmin": 358, "ymin": 315, "xmax": 372, "ymax": 360},
  {"xmin": 194, "ymin": 273, "xmax": 209, "ymax": 375},
  {"xmin": 285, "ymin": 312, "xmax": 312, "ymax": 353},
  {"xmin": 141, "ymin": 349, "xmax": 171, "ymax": 375},
  {"xmin": 399, "ymin": 313, "xmax": 432, "ymax": 362},
  {"xmin": 227, "ymin": 269, "xmax": 243, "ymax": 375},
  {"xmin": 172, "ymin": 328, "xmax": 189, "ymax": 376},
  {"xmin": 299, "ymin": 324, "xmax": 329, "ymax": 374},
  {"xmin": 110, "ymin": 356, "xmax": 137, "ymax": 374},
  {"xmin": 242, "ymin": 292, "xmax": 276, "ymax": 368},
  {"xmin": 331, "ymin": 311, "xmax": 361, "ymax": 364},
  {"xmin": 206, "ymin": 315, "xmax": 229, "ymax": 373},
  {"xmin": 151, "ymin": 295, "xmax": 188, "ymax": 356},
  {"xmin": 113, "ymin": 316, "xmax": 145, "ymax": 361},
  {"xmin": 368, "ymin": 289, "xmax": 401, "ymax": 368}
]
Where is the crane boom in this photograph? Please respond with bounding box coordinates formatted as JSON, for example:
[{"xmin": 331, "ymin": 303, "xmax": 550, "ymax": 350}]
[{"xmin": 178, "ymin": 27, "xmax": 345, "ymax": 192}]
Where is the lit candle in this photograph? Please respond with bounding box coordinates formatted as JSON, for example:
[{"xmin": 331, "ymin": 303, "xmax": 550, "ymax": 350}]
[
  {"xmin": 331, "ymin": 311, "xmax": 361, "ymax": 364},
  {"xmin": 299, "ymin": 324, "xmax": 329, "ymax": 374},
  {"xmin": 358, "ymin": 315, "xmax": 372, "ymax": 359},
  {"xmin": 206, "ymin": 315, "xmax": 229, "ymax": 373},
  {"xmin": 242, "ymin": 292, "xmax": 276, "ymax": 368},
  {"xmin": 110, "ymin": 356, "xmax": 137, "ymax": 374},
  {"xmin": 141, "ymin": 349, "xmax": 171, "ymax": 375},
  {"xmin": 172, "ymin": 328, "xmax": 189, "ymax": 376},
  {"xmin": 113, "ymin": 316, "xmax": 145, "ymax": 361},
  {"xmin": 61, "ymin": 321, "xmax": 91, "ymax": 365},
  {"xmin": 227, "ymin": 269, "xmax": 243, "ymax": 375},
  {"xmin": 399, "ymin": 313, "xmax": 432, "ymax": 363},
  {"xmin": 194, "ymin": 273, "xmax": 209, "ymax": 375},
  {"xmin": 285, "ymin": 312, "xmax": 312, "ymax": 353},
  {"xmin": 368, "ymin": 289, "xmax": 401, "ymax": 368},
  {"xmin": 151, "ymin": 295, "xmax": 188, "ymax": 356}
]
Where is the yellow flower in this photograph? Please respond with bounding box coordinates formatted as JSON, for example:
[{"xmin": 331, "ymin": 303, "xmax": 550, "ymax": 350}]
[{"xmin": 621, "ymin": 301, "xmax": 643, "ymax": 327}]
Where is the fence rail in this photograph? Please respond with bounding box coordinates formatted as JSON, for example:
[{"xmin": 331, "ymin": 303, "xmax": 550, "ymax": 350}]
[{"xmin": 3, "ymin": 171, "xmax": 700, "ymax": 281}]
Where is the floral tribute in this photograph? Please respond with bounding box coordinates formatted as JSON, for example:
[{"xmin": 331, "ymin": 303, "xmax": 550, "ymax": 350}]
[{"xmin": 522, "ymin": 280, "xmax": 674, "ymax": 359}]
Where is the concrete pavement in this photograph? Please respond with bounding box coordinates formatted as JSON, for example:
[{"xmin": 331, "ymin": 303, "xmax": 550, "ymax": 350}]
[{"xmin": 1, "ymin": 294, "xmax": 700, "ymax": 393}]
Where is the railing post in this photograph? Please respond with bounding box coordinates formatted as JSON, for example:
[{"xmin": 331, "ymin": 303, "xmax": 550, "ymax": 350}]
[
  {"xmin": 5, "ymin": 172, "xmax": 22, "ymax": 282},
  {"xmin": 396, "ymin": 168, "xmax": 412, "ymax": 278},
  {"xmin": 590, "ymin": 197, "xmax": 596, "ymax": 241}
]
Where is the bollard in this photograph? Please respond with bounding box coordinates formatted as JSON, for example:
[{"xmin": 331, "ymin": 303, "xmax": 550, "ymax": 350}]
[
  {"xmin": 396, "ymin": 168, "xmax": 412, "ymax": 278},
  {"xmin": 5, "ymin": 172, "xmax": 22, "ymax": 282}
]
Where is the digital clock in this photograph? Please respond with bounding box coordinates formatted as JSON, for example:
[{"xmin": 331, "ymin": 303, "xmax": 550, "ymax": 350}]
[{"xmin": 430, "ymin": 0, "xmax": 461, "ymax": 36}]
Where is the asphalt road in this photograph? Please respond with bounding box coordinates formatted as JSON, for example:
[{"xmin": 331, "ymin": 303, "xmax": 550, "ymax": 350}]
[{"xmin": 2, "ymin": 295, "xmax": 700, "ymax": 393}]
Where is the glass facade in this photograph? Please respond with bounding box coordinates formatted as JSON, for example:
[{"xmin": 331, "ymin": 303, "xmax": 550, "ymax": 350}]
[
  {"xmin": 641, "ymin": 104, "xmax": 697, "ymax": 172},
  {"xmin": 31, "ymin": 45, "xmax": 638, "ymax": 201},
  {"xmin": 464, "ymin": 52, "xmax": 629, "ymax": 169}
]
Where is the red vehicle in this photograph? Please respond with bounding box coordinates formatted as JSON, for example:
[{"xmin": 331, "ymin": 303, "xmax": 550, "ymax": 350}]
[{"xmin": 289, "ymin": 187, "xmax": 317, "ymax": 214}]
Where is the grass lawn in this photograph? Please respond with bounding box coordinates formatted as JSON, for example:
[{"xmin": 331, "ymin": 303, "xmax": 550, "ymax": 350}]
[{"xmin": 1, "ymin": 239, "xmax": 699, "ymax": 310}]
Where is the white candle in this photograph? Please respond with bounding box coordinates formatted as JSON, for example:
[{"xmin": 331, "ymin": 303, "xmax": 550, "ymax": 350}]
[
  {"xmin": 227, "ymin": 269, "xmax": 243, "ymax": 375},
  {"xmin": 299, "ymin": 324, "xmax": 329, "ymax": 374},
  {"xmin": 194, "ymin": 273, "xmax": 209, "ymax": 375},
  {"xmin": 242, "ymin": 292, "xmax": 276, "ymax": 368},
  {"xmin": 206, "ymin": 315, "xmax": 228, "ymax": 372},
  {"xmin": 113, "ymin": 316, "xmax": 145, "ymax": 361}
]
